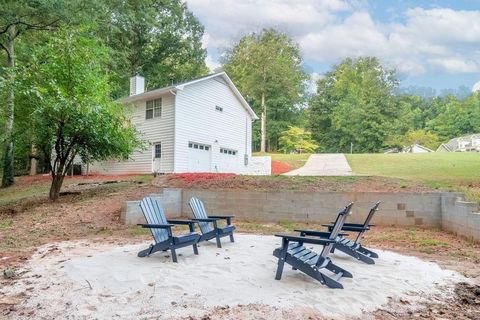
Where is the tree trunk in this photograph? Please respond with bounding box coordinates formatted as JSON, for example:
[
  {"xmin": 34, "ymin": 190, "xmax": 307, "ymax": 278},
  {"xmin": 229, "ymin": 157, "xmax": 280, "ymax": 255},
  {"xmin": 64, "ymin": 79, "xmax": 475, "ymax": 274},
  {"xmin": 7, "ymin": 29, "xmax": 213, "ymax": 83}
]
[
  {"xmin": 29, "ymin": 144, "xmax": 38, "ymax": 176},
  {"xmin": 1, "ymin": 26, "xmax": 16, "ymax": 187},
  {"xmin": 49, "ymin": 167, "xmax": 65, "ymax": 201},
  {"xmin": 260, "ymin": 91, "xmax": 266, "ymax": 152}
]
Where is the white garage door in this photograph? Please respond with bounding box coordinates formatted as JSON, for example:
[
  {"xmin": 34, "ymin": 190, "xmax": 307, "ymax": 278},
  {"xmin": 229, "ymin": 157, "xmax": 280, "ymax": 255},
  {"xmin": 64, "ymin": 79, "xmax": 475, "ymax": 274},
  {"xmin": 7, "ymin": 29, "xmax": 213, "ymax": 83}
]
[{"xmin": 187, "ymin": 142, "xmax": 211, "ymax": 172}]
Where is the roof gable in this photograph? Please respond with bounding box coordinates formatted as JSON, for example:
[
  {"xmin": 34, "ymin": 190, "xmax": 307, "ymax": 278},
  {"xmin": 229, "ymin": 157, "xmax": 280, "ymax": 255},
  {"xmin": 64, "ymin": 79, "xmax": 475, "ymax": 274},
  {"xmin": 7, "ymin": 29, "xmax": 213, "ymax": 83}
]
[{"xmin": 121, "ymin": 72, "xmax": 258, "ymax": 120}]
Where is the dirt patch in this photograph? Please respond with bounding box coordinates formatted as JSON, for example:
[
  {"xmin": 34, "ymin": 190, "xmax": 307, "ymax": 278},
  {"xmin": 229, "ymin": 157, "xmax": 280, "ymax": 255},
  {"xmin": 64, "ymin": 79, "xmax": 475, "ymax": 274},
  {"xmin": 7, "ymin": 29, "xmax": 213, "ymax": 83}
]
[
  {"xmin": 156, "ymin": 174, "xmax": 437, "ymax": 193},
  {"xmin": 373, "ymin": 282, "xmax": 480, "ymax": 319}
]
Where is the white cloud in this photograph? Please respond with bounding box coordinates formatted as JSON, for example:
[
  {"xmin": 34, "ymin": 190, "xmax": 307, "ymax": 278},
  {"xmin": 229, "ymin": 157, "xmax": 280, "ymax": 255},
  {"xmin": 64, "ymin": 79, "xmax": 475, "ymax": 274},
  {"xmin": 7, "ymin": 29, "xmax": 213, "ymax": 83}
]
[
  {"xmin": 188, "ymin": 1, "xmax": 480, "ymax": 76},
  {"xmin": 308, "ymin": 72, "xmax": 325, "ymax": 94},
  {"xmin": 473, "ymin": 81, "xmax": 480, "ymax": 92},
  {"xmin": 205, "ymin": 55, "xmax": 221, "ymax": 72}
]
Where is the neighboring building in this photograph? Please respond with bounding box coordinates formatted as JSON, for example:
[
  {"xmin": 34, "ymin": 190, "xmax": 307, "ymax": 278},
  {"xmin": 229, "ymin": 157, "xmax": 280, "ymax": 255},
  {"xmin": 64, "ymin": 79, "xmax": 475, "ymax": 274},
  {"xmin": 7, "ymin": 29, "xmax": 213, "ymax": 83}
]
[
  {"xmin": 437, "ymin": 134, "xmax": 480, "ymax": 152},
  {"xmin": 403, "ymin": 143, "xmax": 433, "ymax": 153},
  {"xmin": 90, "ymin": 72, "xmax": 268, "ymax": 174}
]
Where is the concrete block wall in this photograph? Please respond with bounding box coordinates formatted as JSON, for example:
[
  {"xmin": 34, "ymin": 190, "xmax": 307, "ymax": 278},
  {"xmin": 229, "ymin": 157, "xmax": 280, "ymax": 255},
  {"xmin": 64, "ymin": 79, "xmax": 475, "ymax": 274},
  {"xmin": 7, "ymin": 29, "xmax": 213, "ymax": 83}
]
[
  {"xmin": 441, "ymin": 193, "xmax": 480, "ymax": 241},
  {"xmin": 121, "ymin": 188, "xmax": 182, "ymax": 224},
  {"xmin": 122, "ymin": 188, "xmax": 480, "ymax": 241},
  {"xmin": 181, "ymin": 190, "xmax": 444, "ymax": 227}
]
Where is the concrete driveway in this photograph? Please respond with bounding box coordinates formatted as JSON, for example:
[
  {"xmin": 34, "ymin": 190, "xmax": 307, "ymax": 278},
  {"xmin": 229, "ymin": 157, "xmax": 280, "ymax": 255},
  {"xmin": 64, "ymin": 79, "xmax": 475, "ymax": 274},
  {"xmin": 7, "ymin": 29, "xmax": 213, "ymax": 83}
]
[{"xmin": 284, "ymin": 153, "xmax": 353, "ymax": 176}]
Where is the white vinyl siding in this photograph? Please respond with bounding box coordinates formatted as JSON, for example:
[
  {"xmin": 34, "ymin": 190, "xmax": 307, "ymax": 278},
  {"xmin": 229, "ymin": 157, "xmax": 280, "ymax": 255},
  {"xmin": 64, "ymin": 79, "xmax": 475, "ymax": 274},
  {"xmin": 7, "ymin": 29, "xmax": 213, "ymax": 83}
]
[
  {"xmin": 174, "ymin": 78, "xmax": 253, "ymax": 173},
  {"xmin": 90, "ymin": 93, "xmax": 175, "ymax": 174}
]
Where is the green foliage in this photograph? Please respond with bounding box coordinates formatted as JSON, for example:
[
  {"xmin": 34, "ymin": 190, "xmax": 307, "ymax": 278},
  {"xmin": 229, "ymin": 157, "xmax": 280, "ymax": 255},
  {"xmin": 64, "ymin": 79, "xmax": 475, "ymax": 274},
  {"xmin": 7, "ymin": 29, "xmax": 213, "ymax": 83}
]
[
  {"xmin": 100, "ymin": 0, "xmax": 209, "ymax": 98},
  {"xmin": 387, "ymin": 129, "xmax": 440, "ymax": 150},
  {"xmin": 26, "ymin": 28, "xmax": 143, "ymax": 199},
  {"xmin": 309, "ymin": 57, "xmax": 399, "ymax": 153},
  {"xmin": 278, "ymin": 126, "xmax": 319, "ymax": 153},
  {"xmin": 426, "ymin": 93, "xmax": 480, "ymax": 141},
  {"xmin": 222, "ymin": 28, "xmax": 309, "ymax": 151}
]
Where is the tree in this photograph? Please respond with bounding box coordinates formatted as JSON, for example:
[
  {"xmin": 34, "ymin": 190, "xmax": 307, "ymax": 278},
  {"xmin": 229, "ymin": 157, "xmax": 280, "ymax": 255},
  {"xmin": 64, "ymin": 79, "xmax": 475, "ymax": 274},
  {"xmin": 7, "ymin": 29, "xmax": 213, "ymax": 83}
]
[
  {"xmin": 101, "ymin": 0, "xmax": 208, "ymax": 98},
  {"xmin": 0, "ymin": 0, "xmax": 68, "ymax": 186},
  {"xmin": 278, "ymin": 126, "xmax": 319, "ymax": 153},
  {"xmin": 387, "ymin": 129, "xmax": 440, "ymax": 150},
  {"xmin": 426, "ymin": 93, "xmax": 480, "ymax": 140},
  {"xmin": 0, "ymin": 0, "xmax": 99, "ymax": 186},
  {"xmin": 222, "ymin": 28, "xmax": 308, "ymax": 152},
  {"xmin": 27, "ymin": 28, "xmax": 142, "ymax": 200},
  {"xmin": 309, "ymin": 57, "xmax": 399, "ymax": 153}
]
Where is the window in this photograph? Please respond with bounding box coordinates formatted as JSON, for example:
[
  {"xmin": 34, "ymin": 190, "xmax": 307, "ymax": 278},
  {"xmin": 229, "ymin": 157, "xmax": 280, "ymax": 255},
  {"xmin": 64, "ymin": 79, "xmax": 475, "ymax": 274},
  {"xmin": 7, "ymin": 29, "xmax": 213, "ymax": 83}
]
[
  {"xmin": 154, "ymin": 143, "xmax": 161, "ymax": 158},
  {"xmin": 146, "ymin": 98, "xmax": 162, "ymax": 119},
  {"xmin": 215, "ymin": 105, "xmax": 223, "ymax": 112},
  {"xmin": 189, "ymin": 142, "xmax": 210, "ymax": 151},
  {"xmin": 220, "ymin": 147, "xmax": 237, "ymax": 156}
]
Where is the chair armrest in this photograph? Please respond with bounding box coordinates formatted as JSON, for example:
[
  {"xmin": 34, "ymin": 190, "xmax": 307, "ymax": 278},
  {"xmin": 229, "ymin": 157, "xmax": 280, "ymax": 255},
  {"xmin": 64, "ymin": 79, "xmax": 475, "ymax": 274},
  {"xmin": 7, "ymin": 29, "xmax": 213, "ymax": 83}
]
[
  {"xmin": 191, "ymin": 218, "xmax": 219, "ymax": 222},
  {"xmin": 294, "ymin": 229, "xmax": 348, "ymax": 238},
  {"xmin": 208, "ymin": 215, "xmax": 234, "ymax": 225},
  {"xmin": 343, "ymin": 223, "xmax": 375, "ymax": 227},
  {"xmin": 137, "ymin": 223, "xmax": 175, "ymax": 229},
  {"xmin": 167, "ymin": 219, "xmax": 198, "ymax": 225},
  {"xmin": 209, "ymin": 215, "xmax": 234, "ymax": 218},
  {"xmin": 341, "ymin": 226, "xmax": 369, "ymax": 232},
  {"xmin": 275, "ymin": 233, "xmax": 336, "ymax": 246}
]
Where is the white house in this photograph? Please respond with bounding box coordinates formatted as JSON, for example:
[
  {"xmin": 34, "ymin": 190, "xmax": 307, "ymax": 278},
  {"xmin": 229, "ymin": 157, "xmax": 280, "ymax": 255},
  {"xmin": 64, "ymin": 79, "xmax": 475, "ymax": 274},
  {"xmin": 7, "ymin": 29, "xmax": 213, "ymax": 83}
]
[
  {"xmin": 404, "ymin": 143, "xmax": 433, "ymax": 153},
  {"xmin": 90, "ymin": 72, "xmax": 269, "ymax": 175},
  {"xmin": 437, "ymin": 134, "xmax": 480, "ymax": 152}
]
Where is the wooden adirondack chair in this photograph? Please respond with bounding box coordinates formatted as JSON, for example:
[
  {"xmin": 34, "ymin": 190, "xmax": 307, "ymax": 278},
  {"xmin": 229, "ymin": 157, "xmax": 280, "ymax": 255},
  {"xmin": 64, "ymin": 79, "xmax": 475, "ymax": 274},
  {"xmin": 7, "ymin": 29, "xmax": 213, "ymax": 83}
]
[
  {"xmin": 188, "ymin": 197, "xmax": 235, "ymax": 248},
  {"xmin": 137, "ymin": 197, "xmax": 200, "ymax": 262},
  {"xmin": 273, "ymin": 203, "xmax": 354, "ymax": 289},
  {"xmin": 296, "ymin": 202, "xmax": 380, "ymax": 264}
]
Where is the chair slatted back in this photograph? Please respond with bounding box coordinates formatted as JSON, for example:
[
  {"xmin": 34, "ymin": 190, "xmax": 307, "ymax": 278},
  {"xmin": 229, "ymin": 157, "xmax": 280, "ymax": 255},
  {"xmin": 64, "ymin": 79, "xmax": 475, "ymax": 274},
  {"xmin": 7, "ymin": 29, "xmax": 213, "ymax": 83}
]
[
  {"xmin": 140, "ymin": 197, "xmax": 169, "ymax": 243},
  {"xmin": 188, "ymin": 197, "xmax": 212, "ymax": 234},
  {"xmin": 355, "ymin": 201, "xmax": 380, "ymax": 243},
  {"xmin": 318, "ymin": 203, "xmax": 353, "ymax": 262}
]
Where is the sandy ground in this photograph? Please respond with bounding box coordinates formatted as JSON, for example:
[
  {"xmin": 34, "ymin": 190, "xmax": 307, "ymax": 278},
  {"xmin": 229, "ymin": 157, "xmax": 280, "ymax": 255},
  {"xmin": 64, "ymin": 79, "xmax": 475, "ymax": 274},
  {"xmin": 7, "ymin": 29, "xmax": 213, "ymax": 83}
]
[{"xmin": 1, "ymin": 234, "xmax": 465, "ymax": 319}]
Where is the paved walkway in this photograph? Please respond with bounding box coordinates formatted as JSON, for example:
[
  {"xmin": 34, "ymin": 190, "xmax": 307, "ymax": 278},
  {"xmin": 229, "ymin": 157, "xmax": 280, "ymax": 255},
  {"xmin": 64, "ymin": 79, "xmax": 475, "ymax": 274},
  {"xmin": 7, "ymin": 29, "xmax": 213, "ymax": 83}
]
[{"xmin": 284, "ymin": 153, "xmax": 353, "ymax": 176}]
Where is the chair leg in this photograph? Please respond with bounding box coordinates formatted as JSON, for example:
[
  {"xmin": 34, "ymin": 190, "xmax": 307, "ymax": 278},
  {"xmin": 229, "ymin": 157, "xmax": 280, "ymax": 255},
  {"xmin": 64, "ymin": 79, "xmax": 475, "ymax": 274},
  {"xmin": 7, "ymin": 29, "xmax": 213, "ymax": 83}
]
[
  {"xmin": 193, "ymin": 243, "xmax": 199, "ymax": 255},
  {"xmin": 215, "ymin": 235, "xmax": 222, "ymax": 248},
  {"xmin": 275, "ymin": 257, "xmax": 285, "ymax": 280},
  {"xmin": 229, "ymin": 234, "xmax": 234, "ymax": 242},
  {"xmin": 171, "ymin": 248, "xmax": 178, "ymax": 263}
]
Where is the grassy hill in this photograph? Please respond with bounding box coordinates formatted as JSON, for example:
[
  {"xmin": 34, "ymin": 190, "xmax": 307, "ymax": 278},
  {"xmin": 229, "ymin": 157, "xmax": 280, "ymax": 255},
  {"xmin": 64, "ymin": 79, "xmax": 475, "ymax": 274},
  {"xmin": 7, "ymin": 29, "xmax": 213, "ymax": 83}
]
[{"xmin": 346, "ymin": 153, "xmax": 480, "ymax": 202}]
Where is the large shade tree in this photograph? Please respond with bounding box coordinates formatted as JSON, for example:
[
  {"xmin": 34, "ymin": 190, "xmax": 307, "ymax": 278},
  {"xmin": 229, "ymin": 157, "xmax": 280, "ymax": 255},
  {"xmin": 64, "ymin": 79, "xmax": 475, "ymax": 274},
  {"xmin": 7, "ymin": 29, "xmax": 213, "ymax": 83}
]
[
  {"xmin": 102, "ymin": 0, "xmax": 209, "ymax": 98},
  {"xmin": 309, "ymin": 57, "xmax": 399, "ymax": 153},
  {"xmin": 222, "ymin": 28, "xmax": 308, "ymax": 152},
  {"xmin": 0, "ymin": 0, "xmax": 70, "ymax": 187},
  {"xmin": 27, "ymin": 28, "xmax": 142, "ymax": 200}
]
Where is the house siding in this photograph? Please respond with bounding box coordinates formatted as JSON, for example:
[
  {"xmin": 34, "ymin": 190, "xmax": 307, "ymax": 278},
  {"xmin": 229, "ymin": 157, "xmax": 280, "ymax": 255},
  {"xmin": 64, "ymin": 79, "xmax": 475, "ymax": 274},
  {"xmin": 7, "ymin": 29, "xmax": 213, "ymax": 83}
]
[
  {"xmin": 90, "ymin": 93, "xmax": 175, "ymax": 174},
  {"xmin": 174, "ymin": 78, "xmax": 253, "ymax": 173}
]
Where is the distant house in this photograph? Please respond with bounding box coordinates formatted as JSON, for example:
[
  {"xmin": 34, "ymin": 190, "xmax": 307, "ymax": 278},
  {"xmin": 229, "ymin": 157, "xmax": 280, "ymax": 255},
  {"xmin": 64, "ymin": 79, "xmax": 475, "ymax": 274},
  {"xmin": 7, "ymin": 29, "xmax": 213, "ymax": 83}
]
[
  {"xmin": 436, "ymin": 134, "xmax": 480, "ymax": 152},
  {"xmin": 404, "ymin": 143, "xmax": 433, "ymax": 153},
  {"xmin": 89, "ymin": 72, "xmax": 272, "ymax": 175}
]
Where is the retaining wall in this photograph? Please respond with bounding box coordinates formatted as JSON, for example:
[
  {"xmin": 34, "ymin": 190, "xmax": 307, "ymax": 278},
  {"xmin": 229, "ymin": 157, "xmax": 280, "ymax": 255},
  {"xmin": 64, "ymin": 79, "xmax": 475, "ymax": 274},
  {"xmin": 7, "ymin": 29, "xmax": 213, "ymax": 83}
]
[{"xmin": 122, "ymin": 188, "xmax": 480, "ymax": 241}]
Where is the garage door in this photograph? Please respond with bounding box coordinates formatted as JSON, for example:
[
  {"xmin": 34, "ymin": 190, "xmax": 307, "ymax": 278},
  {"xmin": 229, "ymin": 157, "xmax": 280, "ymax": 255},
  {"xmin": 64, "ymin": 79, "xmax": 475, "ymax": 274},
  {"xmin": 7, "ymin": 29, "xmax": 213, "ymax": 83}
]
[{"xmin": 187, "ymin": 142, "xmax": 211, "ymax": 172}]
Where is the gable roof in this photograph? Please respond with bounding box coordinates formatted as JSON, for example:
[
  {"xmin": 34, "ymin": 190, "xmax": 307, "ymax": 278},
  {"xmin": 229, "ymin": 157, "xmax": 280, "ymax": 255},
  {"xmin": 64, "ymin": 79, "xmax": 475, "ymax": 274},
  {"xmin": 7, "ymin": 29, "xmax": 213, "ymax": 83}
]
[
  {"xmin": 121, "ymin": 72, "xmax": 258, "ymax": 120},
  {"xmin": 406, "ymin": 143, "xmax": 433, "ymax": 152}
]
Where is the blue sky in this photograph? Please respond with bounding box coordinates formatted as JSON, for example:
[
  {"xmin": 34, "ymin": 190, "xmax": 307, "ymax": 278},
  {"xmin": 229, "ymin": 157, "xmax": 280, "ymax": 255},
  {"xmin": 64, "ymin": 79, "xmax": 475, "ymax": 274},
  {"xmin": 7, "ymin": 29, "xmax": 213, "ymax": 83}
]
[{"xmin": 186, "ymin": 0, "xmax": 480, "ymax": 93}]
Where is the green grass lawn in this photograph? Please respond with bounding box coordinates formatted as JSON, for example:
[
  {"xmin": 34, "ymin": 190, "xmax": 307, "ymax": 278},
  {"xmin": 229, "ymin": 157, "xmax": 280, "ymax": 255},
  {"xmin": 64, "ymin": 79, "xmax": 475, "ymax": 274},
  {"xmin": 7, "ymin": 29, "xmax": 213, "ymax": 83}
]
[
  {"xmin": 346, "ymin": 153, "xmax": 480, "ymax": 183},
  {"xmin": 346, "ymin": 153, "xmax": 480, "ymax": 202},
  {"xmin": 253, "ymin": 152, "xmax": 311, "ymax": 170}
]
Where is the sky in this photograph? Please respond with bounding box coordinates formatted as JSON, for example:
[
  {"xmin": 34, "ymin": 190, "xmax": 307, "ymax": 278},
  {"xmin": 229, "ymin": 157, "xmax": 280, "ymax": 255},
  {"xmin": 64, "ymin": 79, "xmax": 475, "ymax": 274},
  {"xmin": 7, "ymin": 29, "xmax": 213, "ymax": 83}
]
[{"xmin": 185, "ymin": 0, "xmax": 480, "ymax": 93}]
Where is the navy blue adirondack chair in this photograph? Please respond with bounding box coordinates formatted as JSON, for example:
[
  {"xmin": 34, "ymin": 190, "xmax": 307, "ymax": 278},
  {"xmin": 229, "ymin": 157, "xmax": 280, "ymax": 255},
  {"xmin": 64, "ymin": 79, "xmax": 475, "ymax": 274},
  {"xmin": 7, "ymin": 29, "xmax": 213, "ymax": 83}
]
[
  {"xmin": 137, "ymin": 197, "xmax": 200, "ymax": 262},
  {"xmin": 295, "ymin": 202, "xmax": 380, "ymax": 264},
  {"xmin": 188, "ymin": 197, "xmax": 235, "ymax": 248},
  {"xmin": 273, "ymin": 203, "xmax": 354, "ymax": 289},
  {"xmin": 296, "ymin": 202, "xmax": 380, "ymax": 264}
]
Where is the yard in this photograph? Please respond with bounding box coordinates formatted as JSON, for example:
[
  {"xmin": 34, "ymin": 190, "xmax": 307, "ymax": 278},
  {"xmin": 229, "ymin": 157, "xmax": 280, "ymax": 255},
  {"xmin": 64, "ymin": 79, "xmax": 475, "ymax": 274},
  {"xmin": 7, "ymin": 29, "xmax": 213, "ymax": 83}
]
[
  {"xmin": 346, "ymin": 153, "xmax": 480, "ymax": 202},
  {"xmin": 1, "ymin": 174, "xmax": 479, "ymax": 319}
]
